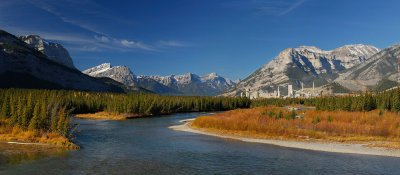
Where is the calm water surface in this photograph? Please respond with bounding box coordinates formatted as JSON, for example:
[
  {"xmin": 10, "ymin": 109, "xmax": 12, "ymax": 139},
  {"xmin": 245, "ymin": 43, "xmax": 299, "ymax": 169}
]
[{"xmin": 1, "ymin": 112, "xmax": 400, "ymax": 174}]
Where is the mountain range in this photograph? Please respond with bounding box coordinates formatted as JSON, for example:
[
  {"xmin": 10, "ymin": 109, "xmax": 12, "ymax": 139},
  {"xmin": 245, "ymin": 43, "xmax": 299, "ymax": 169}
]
[
  {"xmin": 335, "ymin": 44, "xmax": 400, "ymax": 91},
  {"xmin": 221, "ymin": 43, "xmax": 400, "ymax": 97},
  {"xmin": 0, "ymin": 30, "xmax": 147, "ymax": 93},
  {"xmin": 2, "ymin": 28, "xmax": 399, "ymax": 97},
  {"xmin": 83, "ymin": 63, "xmax": 237, "ymax": 96}
]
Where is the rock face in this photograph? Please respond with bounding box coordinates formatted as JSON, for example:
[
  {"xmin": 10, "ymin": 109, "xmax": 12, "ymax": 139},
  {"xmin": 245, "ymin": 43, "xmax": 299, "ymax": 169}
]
[
  {"xmin": 83, "ymin": 63, "xmax": 136, "ymax": 86},
  {"xmin": 335, "ymin": 44, "xmax": 400, "ymax": 91},
  {"xmin": 145, "ymin": 72, "xmax": 236, "ymax": 96},
  {"xmin": 83, "ymin": 64, "xmax": 236, "ymax": 96},
  {"xmin": 221, "ymin": 44, "xmax": 380, "ymax": 97},
  {"xmin": 0, "ymin": 30, "xmax": 141, "ymax": 93},
  {"xmin": 18, "ymin": 35, "xmax": 76, "ymax": 69}
]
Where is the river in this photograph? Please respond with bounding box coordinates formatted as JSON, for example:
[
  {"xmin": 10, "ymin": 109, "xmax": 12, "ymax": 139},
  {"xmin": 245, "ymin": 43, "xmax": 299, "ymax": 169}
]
[{"xmin": 1, "ymin": 112, "xmax": 400, "ymax": 174}]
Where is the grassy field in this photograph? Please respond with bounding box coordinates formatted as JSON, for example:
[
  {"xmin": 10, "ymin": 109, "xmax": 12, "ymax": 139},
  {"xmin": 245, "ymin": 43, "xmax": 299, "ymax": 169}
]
[
  {"xmin": 74, "ymin": 112, "xmax": 144, "ymax": 120},
  {"xmin": 0, "ymin": 120, "xmax": 79, "ymax": 149},
  {"xmin": 191, "ymin": 106, "xmax": 400, "ymax": 149}
]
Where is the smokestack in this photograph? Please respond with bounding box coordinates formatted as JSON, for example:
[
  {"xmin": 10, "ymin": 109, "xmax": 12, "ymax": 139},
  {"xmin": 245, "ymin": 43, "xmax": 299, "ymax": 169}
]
[
  {"xmin": 313, "ymin": 82, "xmax": 315, "ymax": 91},
  {"xmin": 277, "ymin": 86, "xmax": 280, "ymax": 97},
  {"xmin": 288, "ymin": 84, "xmax": 293, "ymax": 97},
  {"xmin": 301, "ymin": 82, "xmax": 304, "ymax": 91}
]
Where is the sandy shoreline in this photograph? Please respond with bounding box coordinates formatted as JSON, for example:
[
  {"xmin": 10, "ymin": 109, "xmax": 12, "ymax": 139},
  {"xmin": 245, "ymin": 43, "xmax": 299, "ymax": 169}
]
[{"xmin": 169, "ymin": 119, "xmax": 400, "ymax": 158}]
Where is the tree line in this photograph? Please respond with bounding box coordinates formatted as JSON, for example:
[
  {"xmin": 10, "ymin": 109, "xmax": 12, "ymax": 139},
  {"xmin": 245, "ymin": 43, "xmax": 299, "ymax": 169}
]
[{"xmin": 0, "ymin": 88, "xmax": 251, "ymax": 137}]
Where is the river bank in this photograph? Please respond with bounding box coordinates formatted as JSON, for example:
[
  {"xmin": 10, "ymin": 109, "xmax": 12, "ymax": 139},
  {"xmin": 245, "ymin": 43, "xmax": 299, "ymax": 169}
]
[
  {"xmin": 74, "ymin": 112, "xmax": 144, "ymax": 120},
  {"xmin": 0, "ymin": 140, "xmax": 67, "ymax": 155},
  {"xmin": 170, "ymin": 119, "xmax": 400, "ymax": 158},
  {"xmin": 0, "ymin": 122, "xmax": 79, "ymax": 155}
]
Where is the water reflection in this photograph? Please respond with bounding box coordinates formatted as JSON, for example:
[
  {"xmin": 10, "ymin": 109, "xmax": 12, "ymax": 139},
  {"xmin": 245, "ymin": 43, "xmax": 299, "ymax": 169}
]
[{"xmin": 0, "ymin": 142, "xmax": 68, "ymax": 170}]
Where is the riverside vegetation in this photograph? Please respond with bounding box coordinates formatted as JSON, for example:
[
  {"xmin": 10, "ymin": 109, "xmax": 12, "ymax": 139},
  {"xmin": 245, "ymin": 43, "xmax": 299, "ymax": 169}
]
[
  {"xmin": 0, "ymin": 88, "xmax": 251, "ymax": 147},
  {"xmin": 2, "ymin": 87, "xmax": 399, "ymax": 148},
  {"xmin": 192, "ymin": 88, "xmax": 400, "ymax": 148}
]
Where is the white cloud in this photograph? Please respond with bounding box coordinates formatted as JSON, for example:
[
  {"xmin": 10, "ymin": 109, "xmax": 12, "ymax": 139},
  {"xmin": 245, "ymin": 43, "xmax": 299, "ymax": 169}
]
[{"xmin": 121, "ymin": 39, "xmax": 134, "ymax": 46}]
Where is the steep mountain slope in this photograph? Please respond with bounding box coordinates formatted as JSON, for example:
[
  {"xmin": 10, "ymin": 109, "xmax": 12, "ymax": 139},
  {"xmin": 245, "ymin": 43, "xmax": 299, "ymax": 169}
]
[
  {"xmin": 136, "ymin": 75, "xmax": 181, "ymax": 95},
  {"xmin": 18, "ymin": 35, "xmax": 76, "ymax": 69},
  {"xmin": 0, "ymin": 30, "xmax": 142, "ymax": 93},
  {"xmin": 201, "ymin": 73, "xmax": 236, "ymax": 90},
  {"xmin": 335, "ymin": 44, "xmax": 400, "ymax": 91},
  {"xmin": 83, "ymin": 64, "xmax": 236, "ymax": 96},
  {"xmin": 221, "ymin": 44, "xmax": 380, "ymax": 97},
  {"xmin": 83, "ymin": 63, "xmax": 136, "ymax": 86}
]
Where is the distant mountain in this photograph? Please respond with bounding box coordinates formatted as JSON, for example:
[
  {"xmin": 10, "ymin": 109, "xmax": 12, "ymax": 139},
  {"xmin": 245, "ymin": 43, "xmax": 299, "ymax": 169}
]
[
  {"xmin": 83, "ymin": 63, "xmax": 136, "ymax": 86},
  {"xmin": 221, "ymin": 44, "xmax": 380, "ymax": 97},
  {"xmin": 83, "ymin": 63, "xmax": 236, "ymax": 96},
  {"xmin": 0, "ymin": 30, "xmax": 146, "ymax": 93},
  {"xmin": 335, "ymin": 43, "xmax": 400, "ymax": 91},
  {"xmin": 18, "ymin": 35, "xmax": 76, "ymax": 69},
  {"xmin": 144, "ymin": 72, "xmax": 236, "ymax": 96}
]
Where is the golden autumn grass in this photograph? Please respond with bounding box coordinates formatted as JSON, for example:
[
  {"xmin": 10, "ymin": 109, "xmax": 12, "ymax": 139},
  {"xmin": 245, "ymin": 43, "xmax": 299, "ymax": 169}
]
[
  {"xmin": 191, "ymin": 106, "xmax": 400, "ymax": 149},
  {"xmin": 74, "ymin": 111, "xmax": 144, "ymax": 120},
  {"xmin": 0, "ymin": 121, "xmax": 79, "ymax": 149}
]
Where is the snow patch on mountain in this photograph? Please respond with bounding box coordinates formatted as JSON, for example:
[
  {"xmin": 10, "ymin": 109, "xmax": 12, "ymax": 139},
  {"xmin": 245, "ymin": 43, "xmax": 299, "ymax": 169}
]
[{"xmin": 83, "ymin": 63, "xmax": 136, "ymax": 86}]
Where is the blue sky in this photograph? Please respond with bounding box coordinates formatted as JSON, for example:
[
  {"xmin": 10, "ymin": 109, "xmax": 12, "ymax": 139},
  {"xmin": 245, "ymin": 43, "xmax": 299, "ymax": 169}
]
[{"xmin": 1, "ymin": 0, "xmax": 399, "ymax": 80}]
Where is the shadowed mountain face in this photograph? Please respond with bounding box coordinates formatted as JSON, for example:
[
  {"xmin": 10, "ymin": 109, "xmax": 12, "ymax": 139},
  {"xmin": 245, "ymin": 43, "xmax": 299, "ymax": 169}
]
[
  {"xmin": 83, "ymin": 64, "xmax": 237, "ymax": 96},
  {"xmin": 0, "ymin": 30, "xmax": 145, "ymax": 93},
  {"xmin": 221, "ymin": 44, "xmax": 380, "ymax": 97}
]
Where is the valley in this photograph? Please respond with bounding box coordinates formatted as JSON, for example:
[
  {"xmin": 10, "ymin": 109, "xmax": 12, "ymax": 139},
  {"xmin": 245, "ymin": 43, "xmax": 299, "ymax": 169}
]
[{"xmin": 3, "ymin": 1, "xmax": 400, "ymax": 174}]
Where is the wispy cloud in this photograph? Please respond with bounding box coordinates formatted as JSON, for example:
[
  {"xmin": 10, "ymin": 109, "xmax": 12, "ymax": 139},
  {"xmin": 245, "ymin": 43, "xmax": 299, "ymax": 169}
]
[
  {"xmin": 94, "ymin": 35, "xmax": 110, "ymax": 43},
  {"xmin": 224, "ymin": 0, "xmax": 307, "ymax": 16},
  {"xmin": 156, "ymin": 40, "xmax": 189, "ymax": 47},
  {"xmin": 0, "ymin": 0, "xmax": 191, "ymax": 53},
  {"xmin": 278, "ymin": 0, "xmax": 306, "ymax": 16},
  {"xmin": 28, "ymin": 0, "xmax": 108, "ymax": 35}
]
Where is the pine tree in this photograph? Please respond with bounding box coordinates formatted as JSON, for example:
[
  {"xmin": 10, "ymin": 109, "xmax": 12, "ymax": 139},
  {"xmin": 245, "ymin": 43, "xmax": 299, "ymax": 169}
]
[
  {"xmin": 0, "ymin": 95, "xmax": 9, "ymax": 120},
  {"xmin": 9, "ymin": 97, "xmax": 19, "ymax": 126},
  {"xmin": 57, "ymin": 107, "xmax": 68, "ymax": 136},
  {"xmin": 392, "ymin": 88, "xmax": 400, "ymax": 112},
  {"xmin": 39, "ymin": 101, "xmax": 48, "ymax": 130},
  {"xmin": 28, "ymin": 102, "xmax": 41, "ymax": 131},
  {"xmin": 276, "ymin": 110, "xmax": 283, "ymax": 119}
]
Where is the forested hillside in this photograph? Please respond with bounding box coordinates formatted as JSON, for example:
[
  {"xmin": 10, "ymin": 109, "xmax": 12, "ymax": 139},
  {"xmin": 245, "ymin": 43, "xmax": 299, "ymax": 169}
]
[{"xmin": 0, "ymin": 88, "xmax": 251, "ymax": 145}]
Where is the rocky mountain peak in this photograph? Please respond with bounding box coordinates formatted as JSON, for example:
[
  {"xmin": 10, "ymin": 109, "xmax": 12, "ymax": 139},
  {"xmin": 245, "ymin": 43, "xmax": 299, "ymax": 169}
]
[
  {"xmin": 174, "ymin": 72, "xmax": 201, "ymax": 84},
  {"xmin": 294, "ymin": 46, "xmax": 329, "ymax": 54},
  {"xmin": 221, "ymin": 43, "xmax": 381, "ymax": 97},
  {"xmin": 82, "ymin": 63, "xmax": 112, "ymax": 76},
  {"xmin": 0, "ymin": 29, "xmax": 135, "ymax": 93},
  {"xmin": 18, "ymin": 34, "xmax": 76, "ymax": 69},
  {"xmin": 335, "ymin": 43, "xmax": 400, "ymax": 91},
  {"xmin": 201, "ymin": 72, "xmax": 220, "ymax": 80},
  {"xmin": 82, "ymin": 63, "xmax": 235, "ymax": 96},
  {"xmin": 83, "ymin": 63, "xmax": 136, "ymax": 86},
  {"xmin": 331, "ymin": 44, "xmax": 380, "ymax": 57}
]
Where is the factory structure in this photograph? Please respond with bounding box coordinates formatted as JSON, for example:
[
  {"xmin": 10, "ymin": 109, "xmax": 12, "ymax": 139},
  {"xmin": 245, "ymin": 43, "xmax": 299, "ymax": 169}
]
[{"xmin": 241, "ymin": 82, "xmax": 319, "ymax": 99}]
